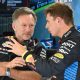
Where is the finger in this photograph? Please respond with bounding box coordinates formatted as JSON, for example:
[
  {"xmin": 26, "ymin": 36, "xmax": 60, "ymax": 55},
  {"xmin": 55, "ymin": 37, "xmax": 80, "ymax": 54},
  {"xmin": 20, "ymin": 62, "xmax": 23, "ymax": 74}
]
[
  {"xmin": 7, "ymin": 49, "xmax": 13, "ymax": 53},
  {"xmin": 27, "ymin": 63, "xmax": 36, "ymax": 70},
  {"xmin": 9, "ymin": 63, "xmax": 24, "ymax": 68},
  {"xmin": 14, "ymin": 63, "xmax": 25, "ymax": 67},
  {"xmin": 10, "ymin": 38, "xmax": 18, "ymax": 44},
  {"xmin": 15, "ymin": 57, "xmax": 25, "ymax": 62},
  {"xmin": 15, "ymin": 57, "xmax": 26, "ymax": 65},
  {"xmin": 8, "ymin": 59, "xmax": 26, "ymax": 68},
  {"xmin": 7, "ymin": 49, "xmax": 22, "ymax": 56},
  {"xmin": 5, "ymin": 41, "xmax": 14, "ymax": 46},
  {"xmin": 17, "ymin": 62, "xmax": 26, "ymax": 66},
  {"xmin": 15, "ymin": 61, "xmax": 26, "ymax": 66}
]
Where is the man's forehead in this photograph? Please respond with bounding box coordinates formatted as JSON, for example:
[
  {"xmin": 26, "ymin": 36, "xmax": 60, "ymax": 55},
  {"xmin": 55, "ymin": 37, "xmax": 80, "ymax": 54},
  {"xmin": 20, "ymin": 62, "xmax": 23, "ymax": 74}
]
[{"xmin": 46, "ymin": 13, "xmax": 53, "ymax": 20}]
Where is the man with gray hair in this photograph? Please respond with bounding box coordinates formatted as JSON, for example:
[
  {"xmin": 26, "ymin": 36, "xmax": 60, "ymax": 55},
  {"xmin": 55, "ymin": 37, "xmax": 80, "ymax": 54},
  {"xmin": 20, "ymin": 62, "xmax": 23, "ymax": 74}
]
[{"xmin": 0, "ymin": 7, "xmax": 41, "ymax": 80}]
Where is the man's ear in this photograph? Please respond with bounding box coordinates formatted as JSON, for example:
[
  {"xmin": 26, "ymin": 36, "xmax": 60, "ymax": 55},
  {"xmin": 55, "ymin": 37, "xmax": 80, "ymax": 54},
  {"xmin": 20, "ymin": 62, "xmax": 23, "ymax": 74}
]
[
  {"xmin": 56, "ymin": 17, "xmax": 62, "ymax": 23},
  {"xmin": 12, "ymin": 22, "xmax": 16, "ymax": 31}
]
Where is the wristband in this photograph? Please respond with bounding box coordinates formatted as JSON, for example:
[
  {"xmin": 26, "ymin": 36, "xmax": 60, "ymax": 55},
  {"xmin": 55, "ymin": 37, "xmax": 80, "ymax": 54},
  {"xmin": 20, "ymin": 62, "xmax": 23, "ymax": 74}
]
[
  {"xmin": 22, "ymin": 51, "xmax": 30, "ymax": 60},
  {"xmin": 6, "ymin": 68, "xmax": 10, "ymax": 77},
  {"xmin": 22, "ymin": 51, "xmax": 34, "ymax": 63},
  {"xmin": 22, "ymin": 51, "xmax": 28, "ymax": 58}
]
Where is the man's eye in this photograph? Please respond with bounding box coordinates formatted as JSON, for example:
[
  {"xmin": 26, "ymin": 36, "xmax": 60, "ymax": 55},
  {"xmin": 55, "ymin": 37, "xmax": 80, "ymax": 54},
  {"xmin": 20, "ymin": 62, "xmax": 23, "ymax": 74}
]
[
  {"xmin": 30, "ymin": 25, "xmax": 34, "ymax": 28},
  {"xmin": 23, "ymin": 24, "xmax": 26, "ymax": 26}
]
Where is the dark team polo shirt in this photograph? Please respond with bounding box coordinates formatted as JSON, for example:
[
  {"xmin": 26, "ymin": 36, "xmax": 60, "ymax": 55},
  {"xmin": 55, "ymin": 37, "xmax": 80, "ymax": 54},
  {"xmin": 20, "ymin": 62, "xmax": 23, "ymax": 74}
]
[
  {"xmin": 35, "ymin": 27, "xmax": 80, "ymax": 80},
  {"xmin": 0, "ymin": 37, "xmax": 33, "ymax": 80}
]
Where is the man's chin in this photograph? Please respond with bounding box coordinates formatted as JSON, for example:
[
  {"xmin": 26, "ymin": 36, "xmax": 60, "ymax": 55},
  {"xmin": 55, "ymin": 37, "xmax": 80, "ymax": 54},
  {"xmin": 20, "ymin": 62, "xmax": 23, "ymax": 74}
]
[{"xmin": 23, "ymin": 37, "xmax": 31, "ymax": 41}]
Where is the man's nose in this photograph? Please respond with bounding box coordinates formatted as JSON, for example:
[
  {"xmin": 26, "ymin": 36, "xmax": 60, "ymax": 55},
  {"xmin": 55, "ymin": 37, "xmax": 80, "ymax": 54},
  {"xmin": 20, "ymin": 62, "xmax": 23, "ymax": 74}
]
[
  {"xmin": 45, "ymin": 23, "xmax": 48, "ymax": 29},
  {"xmin": 25, "ymin": 26, "xmax": 31, "ymax": 32},
  {"xmin": 45, "ymin": 24, "xmax": 48, "ymax": 29}
]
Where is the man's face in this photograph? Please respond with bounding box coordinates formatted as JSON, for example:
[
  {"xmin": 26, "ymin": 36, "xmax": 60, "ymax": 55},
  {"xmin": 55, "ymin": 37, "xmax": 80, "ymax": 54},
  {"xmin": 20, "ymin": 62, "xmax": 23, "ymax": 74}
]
[
  {"xmin": 12, "ymin": 14, "xmax": 35, "ymax": 42},
  {"xmin": 46, "ymin": 13, "xmax": 60, "ymax": 37}
]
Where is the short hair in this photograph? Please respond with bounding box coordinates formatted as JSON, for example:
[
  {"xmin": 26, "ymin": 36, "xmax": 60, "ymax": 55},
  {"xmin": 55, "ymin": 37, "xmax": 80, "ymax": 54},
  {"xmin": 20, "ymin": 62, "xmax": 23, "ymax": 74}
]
[
  {"xmin": 12, "ymin": 7, "xmax": 37, "ymax": 23},
  {"xmin": 45, "ymin": 3, "xmax": 74, "ymax": 26}
]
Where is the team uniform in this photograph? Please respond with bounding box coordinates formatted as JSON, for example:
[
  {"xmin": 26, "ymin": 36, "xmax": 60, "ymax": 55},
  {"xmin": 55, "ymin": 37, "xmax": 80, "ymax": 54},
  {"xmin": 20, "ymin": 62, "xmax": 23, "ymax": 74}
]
[
  {"xmin": 0, "ymin": 27, "xmax": 80, "ymax": 80},
  {"xmin": 35, "ymin": 27, "xmax": 80, "ymax": 80},
  {"xmin": 0, "ymin": 37, "xmax": 36, "ymax": 80}
]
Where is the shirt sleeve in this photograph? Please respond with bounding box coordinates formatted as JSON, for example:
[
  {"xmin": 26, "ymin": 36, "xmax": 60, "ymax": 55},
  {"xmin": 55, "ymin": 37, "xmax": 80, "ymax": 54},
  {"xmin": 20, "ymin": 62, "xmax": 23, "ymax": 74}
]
[{"xmin": 35, "ymin": 39, "xmax": 79, "ymax": 78}]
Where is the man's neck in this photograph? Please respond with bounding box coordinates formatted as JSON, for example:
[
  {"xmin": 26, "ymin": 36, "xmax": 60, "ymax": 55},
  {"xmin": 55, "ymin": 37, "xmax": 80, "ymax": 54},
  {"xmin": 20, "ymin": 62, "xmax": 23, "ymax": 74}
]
[{"xmin": 59, "ymin": 24, "xmax": 73, "ymax": 38}]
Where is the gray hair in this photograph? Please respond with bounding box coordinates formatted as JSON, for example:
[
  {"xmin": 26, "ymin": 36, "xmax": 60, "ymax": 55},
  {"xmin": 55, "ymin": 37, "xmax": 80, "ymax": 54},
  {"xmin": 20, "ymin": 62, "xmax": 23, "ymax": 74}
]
[{"xmin": 12, "ymin": 7, "xmax": 37, "ymax": 23}]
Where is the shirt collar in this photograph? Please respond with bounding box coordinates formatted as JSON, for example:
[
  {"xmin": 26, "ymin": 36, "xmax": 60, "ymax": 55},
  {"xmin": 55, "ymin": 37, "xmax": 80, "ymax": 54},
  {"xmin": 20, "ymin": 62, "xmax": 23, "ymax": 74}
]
[{"xmin": 62, "ymin": 27, "xmax": 75, "ymax": 40}]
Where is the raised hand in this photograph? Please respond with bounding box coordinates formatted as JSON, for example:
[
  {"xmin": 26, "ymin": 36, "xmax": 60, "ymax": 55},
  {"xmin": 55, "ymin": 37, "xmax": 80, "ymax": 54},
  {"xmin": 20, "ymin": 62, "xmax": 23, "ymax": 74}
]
[{"xmin": 2, "ymin": 38, "xmax": 28, "ymax": 56}]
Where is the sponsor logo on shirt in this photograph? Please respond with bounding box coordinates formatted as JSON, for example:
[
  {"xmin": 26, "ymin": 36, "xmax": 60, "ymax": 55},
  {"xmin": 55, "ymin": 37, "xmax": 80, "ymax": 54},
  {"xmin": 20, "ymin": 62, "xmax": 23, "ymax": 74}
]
[{"xmin": 54, "ymin": 53, "xmax": 64, "ymax": 59}]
